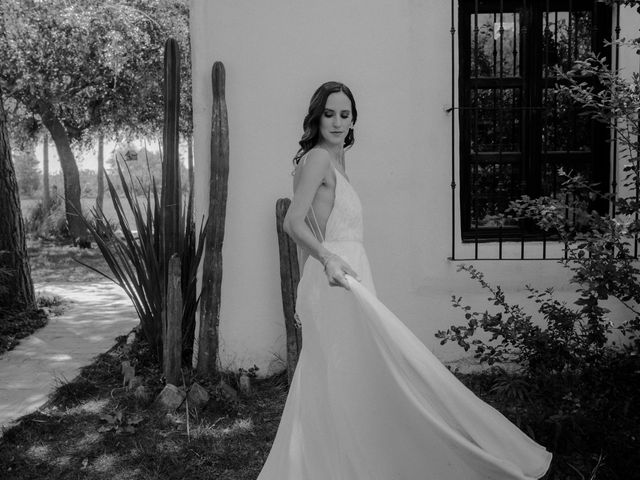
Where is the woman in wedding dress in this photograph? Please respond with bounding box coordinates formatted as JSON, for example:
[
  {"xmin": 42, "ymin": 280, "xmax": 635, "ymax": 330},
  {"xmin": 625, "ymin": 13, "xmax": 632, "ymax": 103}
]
[{"xmin": 257, "ymin": 81, "xmax": 553, "ymax": 480}]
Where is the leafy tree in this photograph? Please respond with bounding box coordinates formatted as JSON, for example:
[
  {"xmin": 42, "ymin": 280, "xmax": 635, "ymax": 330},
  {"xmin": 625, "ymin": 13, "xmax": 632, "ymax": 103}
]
[
  {"xmin": 13, "ymin": 148, "xmax": 41, "ymax": 197},
  {"xmin": 0, "ymin": 0, "xmax": 191, "ymax": 245}
]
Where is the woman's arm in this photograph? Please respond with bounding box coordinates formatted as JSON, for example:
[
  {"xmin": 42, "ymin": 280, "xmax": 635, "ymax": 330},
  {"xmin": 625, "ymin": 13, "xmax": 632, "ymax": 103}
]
[{"xmin": 283, "ymin": 150, "xmax": 358, "ymax": 289}]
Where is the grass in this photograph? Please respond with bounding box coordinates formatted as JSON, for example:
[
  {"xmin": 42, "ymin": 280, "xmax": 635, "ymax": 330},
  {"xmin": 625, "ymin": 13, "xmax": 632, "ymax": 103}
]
[
  {"xmin": 0, "ymin": 307, "xmax": 48, "ymax": 356},
  {"xmin": 21, "ymin": 194, "xmax": 143, "ymax": 230},
  {"xmin": 27, "ymin": 237, "xmax": 110, "ymax": 284},
  {"xmin": 0, "ymin": 333, "xmax": 289, "ymax": 480}
]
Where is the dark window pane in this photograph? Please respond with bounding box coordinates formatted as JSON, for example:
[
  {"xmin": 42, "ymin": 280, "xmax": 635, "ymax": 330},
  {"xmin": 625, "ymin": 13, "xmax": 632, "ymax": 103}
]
[
  {"xmin": 542, "ymin": 88, "xmax": 592, "ymax": 152},
  {"xmin": 470, "ymin": 12, "xmax": 520, "ymax": 78},
  {"xmin": 471, "ymin": 88, "xmax": 522, "ymax": 153},
  {"xmin": 470, "ymin": 162, "xmax": 521, "ymax": 228},
  {"xmin": 543, "ymin": 10, "xmax": 593, "ymax": 76}
]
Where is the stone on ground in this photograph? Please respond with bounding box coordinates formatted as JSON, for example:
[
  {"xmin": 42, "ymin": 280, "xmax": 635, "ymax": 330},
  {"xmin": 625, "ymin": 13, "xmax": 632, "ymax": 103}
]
[
  {"xmin": 155, "ymin": 384, "xmax": 186, "ymax": 412},
  {"xmin": 187, "ymin": 382, "xmax": 209, "ymax": 411}
]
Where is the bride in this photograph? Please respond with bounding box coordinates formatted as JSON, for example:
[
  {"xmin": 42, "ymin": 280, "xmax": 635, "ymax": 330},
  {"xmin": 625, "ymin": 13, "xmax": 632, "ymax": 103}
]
[{"xmin": 258, "ymin": 81, "xmax": 552, "ymax": 480}]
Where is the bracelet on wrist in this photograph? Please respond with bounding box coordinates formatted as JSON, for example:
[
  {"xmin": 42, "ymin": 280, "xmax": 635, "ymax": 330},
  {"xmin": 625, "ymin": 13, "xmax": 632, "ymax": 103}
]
[{"xmin": 322, "ymin": 253, "xmax": 337, "ymax": 270}]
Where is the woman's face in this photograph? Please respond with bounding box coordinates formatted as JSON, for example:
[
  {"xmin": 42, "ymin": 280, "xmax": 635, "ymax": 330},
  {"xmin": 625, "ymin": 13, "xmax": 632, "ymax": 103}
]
[{"xmin": 318, "ymin": 91, "xmax": 353, "ymax": 148}]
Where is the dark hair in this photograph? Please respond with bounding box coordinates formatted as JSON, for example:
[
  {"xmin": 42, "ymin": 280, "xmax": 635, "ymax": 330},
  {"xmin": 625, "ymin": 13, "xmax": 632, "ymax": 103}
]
[{"xmin": 293, "ymin": 81, "xmax": 357, "ymax": 165}]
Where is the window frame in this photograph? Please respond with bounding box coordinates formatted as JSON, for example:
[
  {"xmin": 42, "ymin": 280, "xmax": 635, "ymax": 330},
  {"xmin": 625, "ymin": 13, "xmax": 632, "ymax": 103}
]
[{"xmin": 458, "ymin": 0, "xmax": 612, "ymax": 242}]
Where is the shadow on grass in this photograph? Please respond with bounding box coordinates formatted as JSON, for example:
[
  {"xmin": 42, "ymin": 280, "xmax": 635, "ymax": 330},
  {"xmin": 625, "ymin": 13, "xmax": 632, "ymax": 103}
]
[{"xmin": 0, "ymin": 334, "xmax": 288, "ymax": 480}]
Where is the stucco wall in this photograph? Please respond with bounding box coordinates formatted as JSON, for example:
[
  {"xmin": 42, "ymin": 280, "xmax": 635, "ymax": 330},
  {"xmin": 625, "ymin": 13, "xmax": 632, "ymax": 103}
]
[{"xmin": 190, "ymin": 0, "xmax": 640, "ymax": 375}]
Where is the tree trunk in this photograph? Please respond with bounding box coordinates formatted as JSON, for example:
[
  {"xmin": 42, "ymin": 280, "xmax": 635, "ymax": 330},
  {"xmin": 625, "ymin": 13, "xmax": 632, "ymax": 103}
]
[
  {"xmin": 96, "ymin": 134, "xmax": 104, "ymax": 211},
  {"xmin": 187, "ymin": 134, "xmax": 194, "ymax": 199},
  {"xmin": 36, "ymin": 99, "xmax": 89, "ymax": 246},
  {"xmin": 0, "ymin": 87, "xmax": 35, "ymax": 310},
  {"xmin": 42, "ymin": 134, "xmax": 50, "ymax": 212}
]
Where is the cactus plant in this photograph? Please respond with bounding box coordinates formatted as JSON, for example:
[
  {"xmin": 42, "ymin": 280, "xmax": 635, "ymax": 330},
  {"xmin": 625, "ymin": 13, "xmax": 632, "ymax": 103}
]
[{"xmin": 197, "ymin": 61, "xmax": 229, "ymax": 378}]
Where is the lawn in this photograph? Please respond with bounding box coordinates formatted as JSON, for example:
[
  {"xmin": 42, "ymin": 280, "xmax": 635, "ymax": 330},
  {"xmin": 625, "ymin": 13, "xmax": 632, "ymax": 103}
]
[{"xmin": 21, "ymin": 194, "xmax": 144, "ymax": 230}]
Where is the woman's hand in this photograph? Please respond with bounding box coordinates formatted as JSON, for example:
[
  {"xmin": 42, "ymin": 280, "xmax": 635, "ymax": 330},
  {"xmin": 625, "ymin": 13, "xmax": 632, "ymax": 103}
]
[{"xmin": 323, "ymin": 254, "xmax": 360, "ymax": 290}]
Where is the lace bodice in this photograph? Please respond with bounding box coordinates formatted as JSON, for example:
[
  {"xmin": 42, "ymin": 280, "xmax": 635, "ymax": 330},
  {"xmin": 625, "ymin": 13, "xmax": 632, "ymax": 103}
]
[{"xmin": 324, "ymin": 167, "xmax": 363, "ymax": 243}]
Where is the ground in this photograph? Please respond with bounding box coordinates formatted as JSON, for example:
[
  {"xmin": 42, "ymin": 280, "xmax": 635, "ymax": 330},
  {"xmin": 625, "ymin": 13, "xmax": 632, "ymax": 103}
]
[
  {"xmin": 1, "ymin": 234, "xmax": 638, "ymax": 479},
  {"xmin": 0, "ymin": 237, "xmax": 106, "ymax": 356},
  {"xmin": 0, "ymin": 334, "xmax": 289, "ymax": 480},
  {"xmin": 0, "ymin": 236, "xmax": 289, "ymax": 480}
]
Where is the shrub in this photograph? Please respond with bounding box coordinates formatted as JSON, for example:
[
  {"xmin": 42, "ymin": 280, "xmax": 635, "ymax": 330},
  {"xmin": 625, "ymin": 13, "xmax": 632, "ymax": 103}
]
[
  {"xmin": 77, "ymin": 160, "xmax": 206, "ymax": 365},
  {"xmin": 25, "ymin": 198, "xmax": 69, "ymax": 240},
  {"xmin": 438, "ymin": 39, "xmax": 640, "ymax": 478},
  {"xmin": 438, "ymin": 264, "xmax": 610, "ymax": 376}
]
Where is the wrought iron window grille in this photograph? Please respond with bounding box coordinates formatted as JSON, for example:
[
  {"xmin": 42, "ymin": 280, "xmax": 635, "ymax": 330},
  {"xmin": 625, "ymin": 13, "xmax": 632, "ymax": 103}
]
[{"xmin": 448, "ymin": 0, "xmax": 622, "ymax": 261}]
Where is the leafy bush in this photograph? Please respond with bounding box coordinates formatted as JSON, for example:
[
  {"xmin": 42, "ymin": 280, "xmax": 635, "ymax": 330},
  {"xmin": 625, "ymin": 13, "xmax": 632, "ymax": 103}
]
[
  {"xmin": 439, "ymin": 40, "xmax": 640, "ymax": 477},
  {"xmin": 25, "ymin": 198, "xmax": 68, "ymax": 240},
  {"xmin": 438, "ymin": 264, "xmax": 609, "ymax": 376}
]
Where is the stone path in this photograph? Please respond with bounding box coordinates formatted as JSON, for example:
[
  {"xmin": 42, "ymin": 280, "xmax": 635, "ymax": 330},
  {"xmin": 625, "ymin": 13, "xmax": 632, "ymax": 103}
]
[{"xmin": 0, "ymin": 281, "xmax": 138, "ymax": 434}]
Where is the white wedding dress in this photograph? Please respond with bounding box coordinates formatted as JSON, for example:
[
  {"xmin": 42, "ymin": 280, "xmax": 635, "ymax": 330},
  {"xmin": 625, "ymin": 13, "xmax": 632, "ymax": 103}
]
[{"xmin": 258, "ymin": 166, "xmax": 552, "ymax": 480}]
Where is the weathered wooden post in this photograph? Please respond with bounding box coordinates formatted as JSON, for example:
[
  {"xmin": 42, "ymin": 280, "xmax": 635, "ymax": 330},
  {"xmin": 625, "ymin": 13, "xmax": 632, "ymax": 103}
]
[
  {"xmin": 197, "ymin": 61, "xmax": 229, "ymax": 378},
  {"xmin": 164, "ymin": 254, "xmax": 182, "ymax": 385},
  {"xmin": 275, "ymin": 198, "xmax": 302, "ymax": 385}
]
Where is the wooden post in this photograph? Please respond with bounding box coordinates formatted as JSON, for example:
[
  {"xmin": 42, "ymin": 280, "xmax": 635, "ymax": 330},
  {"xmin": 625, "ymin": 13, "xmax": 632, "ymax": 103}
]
[
  {"xmin": 275, "ymin": 198, "xmax": 302, "ymax": 385},
  {"xmin": 164, "ymin": 254, "xmax": 182, "ymax": 386},
  {"xmin": 197, "ymin": 61, "xmax": 229, "ymax": 378}
]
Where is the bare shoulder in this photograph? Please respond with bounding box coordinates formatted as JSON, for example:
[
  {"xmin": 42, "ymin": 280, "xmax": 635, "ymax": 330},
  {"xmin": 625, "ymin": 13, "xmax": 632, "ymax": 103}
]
[
  {"xmin": 296, "ymin": 148, "xmax": 332, "ymax": 181},
  {"xmin": 303, "ymin": 148, "xmax": 332, "ymax": 171}
]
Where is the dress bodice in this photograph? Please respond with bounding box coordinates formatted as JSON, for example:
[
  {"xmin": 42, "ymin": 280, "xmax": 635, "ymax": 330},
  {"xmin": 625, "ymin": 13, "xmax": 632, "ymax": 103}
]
[{"xmin": 323, "ymin": 167, "xmax": 364, "ymax": 244}]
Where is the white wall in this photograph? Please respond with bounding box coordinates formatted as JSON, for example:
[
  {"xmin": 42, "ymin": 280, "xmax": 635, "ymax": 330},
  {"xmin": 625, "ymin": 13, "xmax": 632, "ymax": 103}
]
[{"xmin": 190, "ymin": 1, "xmax": 640, "ymax": 375}]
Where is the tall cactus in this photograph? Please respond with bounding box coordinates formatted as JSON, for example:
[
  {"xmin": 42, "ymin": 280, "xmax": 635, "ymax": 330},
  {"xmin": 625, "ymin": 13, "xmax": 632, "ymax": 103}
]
[
  {"xmin": 161, "ymin": 38, "xmax": 182, "ymax": 374},
  {"xmin": 197, "ymin": 61, "xmax": 229, "ymax": 378},
  {"xmin": 162, "ymin": 38, "xmax": 181, "ymax": 264}
]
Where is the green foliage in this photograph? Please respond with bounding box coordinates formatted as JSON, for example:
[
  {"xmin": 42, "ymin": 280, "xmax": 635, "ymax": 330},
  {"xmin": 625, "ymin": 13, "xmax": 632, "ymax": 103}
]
[
  {"xmin": 78, "ymin": 160, "xmax": 206, "ymax": 364},
  {"xmin": 25, "ymin": 198, "xmax": 69, "ymax": 240},
  {"xmin": 97, "ymin": 410, "xmax": 143, "ymax": 435},
  {"xmin": 0, "ymin": 0, "xmax": 192, "ymax": 144},
  {"xmin": 107, "ymin": 147, "xmax": 190, "ymax": 195},
  {"xmin": 506, "ymin": 48, "xmax": 640, "ymax": 354},
  {"xmin": 0, "ymin": 304, "xmax": 48, "ymax": 355},
  {"xmin": 438, "ymin": 265, "xmax": 610, "ymax": 375},
  {"xmin": 12, "ymin": 149, "xmax": 40, "ymax": 195},
  {"xmin": 441, "ymin": 41, "xmax": 640, "ymax": 478}
]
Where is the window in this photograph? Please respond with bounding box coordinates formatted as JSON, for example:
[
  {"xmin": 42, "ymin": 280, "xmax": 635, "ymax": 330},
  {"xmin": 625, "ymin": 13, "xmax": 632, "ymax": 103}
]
[{"xmin": 458, "ymin": 0, "xmax": 612, "ymax": 241}]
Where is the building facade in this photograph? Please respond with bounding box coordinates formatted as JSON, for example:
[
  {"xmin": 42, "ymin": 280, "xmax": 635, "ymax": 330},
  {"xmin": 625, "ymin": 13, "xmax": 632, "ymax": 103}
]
[{"xmin": 190, "ymin": 0, "xmax": 640, "ymax": 374}]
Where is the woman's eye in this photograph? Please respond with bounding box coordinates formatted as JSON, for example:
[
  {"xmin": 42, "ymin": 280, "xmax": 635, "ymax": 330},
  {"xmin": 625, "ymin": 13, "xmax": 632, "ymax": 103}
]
[
  {"xmin": 323, "ymin": 112, "xmax": 333, "ymax": 117},
  {"xmin": 341, "ymin": 113, "xmax": 350, "ymax": 119}
]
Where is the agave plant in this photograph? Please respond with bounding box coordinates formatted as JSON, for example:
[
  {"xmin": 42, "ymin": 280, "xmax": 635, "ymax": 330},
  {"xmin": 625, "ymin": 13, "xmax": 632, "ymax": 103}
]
[{"xmin": 77, "ymin": 158, "xmax": 206, "ymax": 362}]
